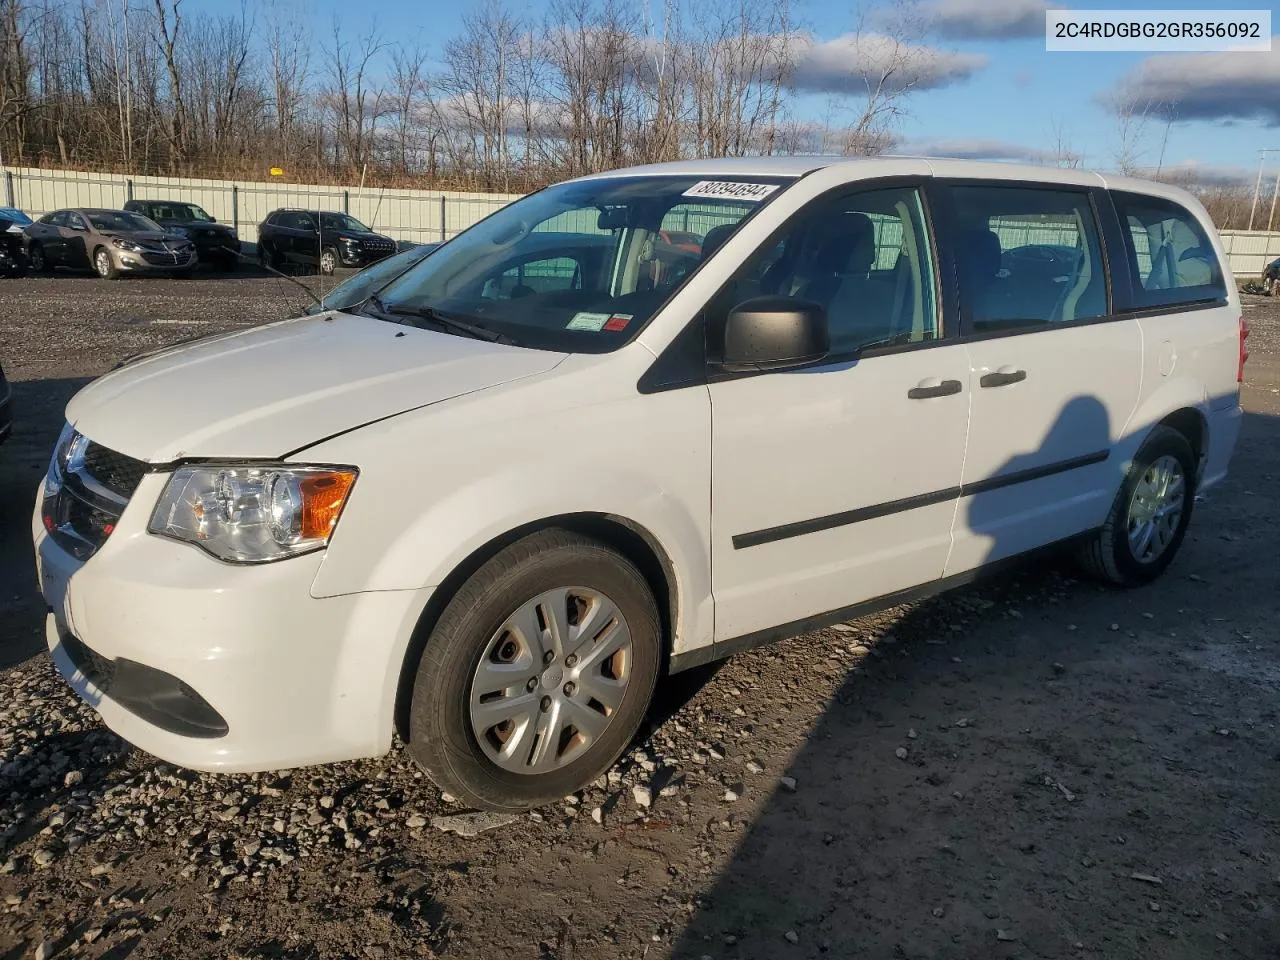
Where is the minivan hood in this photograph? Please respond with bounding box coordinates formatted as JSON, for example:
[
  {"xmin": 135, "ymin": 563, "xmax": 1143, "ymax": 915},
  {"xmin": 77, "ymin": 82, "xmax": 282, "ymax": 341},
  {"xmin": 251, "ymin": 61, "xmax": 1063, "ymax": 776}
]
[{"xmin": 67, "ymin": 312, "xmax": 565, "ymax": 462}]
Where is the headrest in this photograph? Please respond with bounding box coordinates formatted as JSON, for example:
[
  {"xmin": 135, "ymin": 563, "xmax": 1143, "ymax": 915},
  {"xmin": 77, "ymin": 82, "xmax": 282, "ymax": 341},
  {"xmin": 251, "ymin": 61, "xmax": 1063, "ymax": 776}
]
[{"xmin": 700, "ymin": 224, "xmax": 736, "ymax": 260}]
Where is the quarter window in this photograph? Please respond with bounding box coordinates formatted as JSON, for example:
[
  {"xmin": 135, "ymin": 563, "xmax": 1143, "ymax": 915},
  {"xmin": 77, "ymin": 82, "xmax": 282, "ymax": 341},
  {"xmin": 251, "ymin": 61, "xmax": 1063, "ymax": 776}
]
[
  {"xmin": 949, "ymin": 185, "xmax": 1107, "ymax": 331},
  {"xmin": 1112, "ymin": 192, "xmax": 1225, "ymax": 308}
]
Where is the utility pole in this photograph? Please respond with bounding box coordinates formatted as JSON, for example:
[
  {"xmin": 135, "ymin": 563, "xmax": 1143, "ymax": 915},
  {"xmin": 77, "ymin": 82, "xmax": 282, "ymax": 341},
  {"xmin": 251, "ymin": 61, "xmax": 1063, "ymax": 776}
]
[{"xmin": 1248, "ymin": 149, "xmax": 1280, "ymax": 231}]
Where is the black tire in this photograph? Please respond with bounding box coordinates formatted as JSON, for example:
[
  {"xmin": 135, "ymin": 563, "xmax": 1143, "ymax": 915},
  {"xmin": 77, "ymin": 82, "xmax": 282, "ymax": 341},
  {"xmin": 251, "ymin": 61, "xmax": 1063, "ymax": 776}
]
[
  {"xmin": 257, "ymin": 241, "xmax": 280, "ymax": 271},
  {"xmin": 319, "ymin": 246, "xmax": 339, "ymax": 276},
  {"xmin": 1076, "ymin": 425, "xmax": 1196, "ymax": 586},
  {"xmin": 27, "ymin": 243, "xmax": 49, "ymax": 273},
  {"xmin": 407, "ymin": 529, "xmax": 662, "ymax": 811},
  {"xmin": 92, "ymin": 246, "xmax": 119, "ymax": 280},
  {"xmin": 217, "ymin": 254, "xmax": 238, "ymax": 273}
]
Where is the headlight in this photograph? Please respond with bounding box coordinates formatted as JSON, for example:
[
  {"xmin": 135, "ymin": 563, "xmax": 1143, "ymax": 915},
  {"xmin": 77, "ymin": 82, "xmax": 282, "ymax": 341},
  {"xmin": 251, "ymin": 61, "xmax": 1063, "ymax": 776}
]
[
  {"xmin": 111, "ymin": 237, "xmax": 144, "ymax": 252},
  {"xmin": 148, "ymin": 464, "xmax": 356, "ymax": 563},
  {"xmin": 340, "ymin": 237, "xmax": 360, "ymax": 247},
  {"xmin": 44, "ymin": 422, "xmax": 78, "ymax": 496}
]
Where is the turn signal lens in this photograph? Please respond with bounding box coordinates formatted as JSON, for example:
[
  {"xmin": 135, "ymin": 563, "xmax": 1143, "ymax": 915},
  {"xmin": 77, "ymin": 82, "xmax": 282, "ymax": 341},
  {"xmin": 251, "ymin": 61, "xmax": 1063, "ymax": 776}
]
[{"xmin": 299, "ymin": 471, "xmax": 357, "ymax": 539}]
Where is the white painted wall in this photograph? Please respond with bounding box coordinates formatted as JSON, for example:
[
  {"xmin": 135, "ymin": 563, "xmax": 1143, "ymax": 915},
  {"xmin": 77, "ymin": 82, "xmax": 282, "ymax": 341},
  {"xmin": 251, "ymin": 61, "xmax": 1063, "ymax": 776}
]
[{"xmin": 4, "ymin": 165, "xmax": 1279, "ymax": 278}]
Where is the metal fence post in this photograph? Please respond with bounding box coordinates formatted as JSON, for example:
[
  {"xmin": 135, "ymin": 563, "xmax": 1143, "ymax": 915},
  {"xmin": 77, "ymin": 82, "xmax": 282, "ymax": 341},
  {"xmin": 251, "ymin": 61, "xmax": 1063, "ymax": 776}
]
[
  {"xmin": 126, "ymin": 178, "xmax": 134, "ymax": 202},
  {"xmin": 343, "ymin": 190, "xmax": 350, "ymax": 214},
  {"xmin": 440, "ymin": 195, "xmax": 447, "ymax": 243},
  {"xmin": 3, "ymin": 170, "xmax": 13, "ymax": 208},
  {"xmin": 231, "ymin": 185, "xmax": 239, "ymax": 236}
]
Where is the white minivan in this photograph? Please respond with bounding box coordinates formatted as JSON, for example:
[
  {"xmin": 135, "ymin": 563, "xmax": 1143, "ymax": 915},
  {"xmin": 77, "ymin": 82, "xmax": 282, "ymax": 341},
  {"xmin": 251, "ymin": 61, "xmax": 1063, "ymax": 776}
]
[{"xmin": 34, "ymin": 158, "xmax": 1246, "ymax": 809}]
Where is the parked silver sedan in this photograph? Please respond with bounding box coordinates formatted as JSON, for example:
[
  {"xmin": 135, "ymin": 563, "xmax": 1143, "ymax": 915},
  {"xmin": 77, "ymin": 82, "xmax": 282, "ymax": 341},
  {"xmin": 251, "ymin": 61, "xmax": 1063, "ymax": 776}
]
[{"xmin": 24, "ymin": 208, "xmax": 198, "ymax": 279}]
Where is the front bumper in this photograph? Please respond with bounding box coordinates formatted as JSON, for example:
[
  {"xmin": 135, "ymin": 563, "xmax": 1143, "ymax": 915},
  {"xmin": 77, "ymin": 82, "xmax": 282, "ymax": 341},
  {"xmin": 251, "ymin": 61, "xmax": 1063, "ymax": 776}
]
[
  {"xmin": 114, "ymin": 248, "xmax": 198, "ymax": 274},
  {"xmin": 193, "ymin": 237, "xmax": 240, "ymax": 262},
  {"xmin": 338, "ymin": 247, "xmax": 394, "ymax": 268},
  {"xmin": 33, "ymin": 472, "xmax": 429, "ymax": 773}
]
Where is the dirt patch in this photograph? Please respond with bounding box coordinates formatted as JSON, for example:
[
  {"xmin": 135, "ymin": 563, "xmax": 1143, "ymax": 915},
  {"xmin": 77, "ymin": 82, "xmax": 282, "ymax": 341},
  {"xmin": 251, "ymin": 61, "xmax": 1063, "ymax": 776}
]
[{"xmin": 1, "ymin": 275, "xmax": 1278, "ymax": 959}]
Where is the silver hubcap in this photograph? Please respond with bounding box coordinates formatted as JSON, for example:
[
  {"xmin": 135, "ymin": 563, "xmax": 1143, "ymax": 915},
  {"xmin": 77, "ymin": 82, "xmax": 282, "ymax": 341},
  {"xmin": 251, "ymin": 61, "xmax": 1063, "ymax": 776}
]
[
  {"xmin": 320, "ymin": 252, "xmax": 336, "ymax": 272},
  {"xmin": 1127, "ymin": 454, "xmax": 1185, "ymax": 563},
  {"xmin": 469, "ymin": 587, "xmax": 632, "ymax": 775},
  {"xmin": 95, "ymin": 251, "xmax": 110, "ymax": 276}
]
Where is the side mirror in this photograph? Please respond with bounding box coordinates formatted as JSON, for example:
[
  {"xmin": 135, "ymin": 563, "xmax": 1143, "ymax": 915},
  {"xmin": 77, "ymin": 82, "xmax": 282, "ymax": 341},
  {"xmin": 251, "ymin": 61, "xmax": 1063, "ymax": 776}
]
[{"xmin": 719, "ymin": 296, "xmax": 829, "ymax": 373}]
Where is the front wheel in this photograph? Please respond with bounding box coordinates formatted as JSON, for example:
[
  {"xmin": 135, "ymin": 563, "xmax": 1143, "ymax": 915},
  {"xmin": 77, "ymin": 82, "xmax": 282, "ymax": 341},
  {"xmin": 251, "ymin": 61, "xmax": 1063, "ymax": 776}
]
[
  {"xmin": 27, "ymin": 243, "xmax": 48, "ymax": 273},
  {"xmin": 318, "ymin": 246, "xmax": 339, "ymax": 275},
  {"xmin": 1076, "ymin": 425, "xmax": 1196, "ymax": 586},
  {"xmin": 93, "ymin": 246, "xmax": 119, "ymax": 280},
  {"xmin": 407, "ymin": 529, "xmax": 662, "ymax": 810}
]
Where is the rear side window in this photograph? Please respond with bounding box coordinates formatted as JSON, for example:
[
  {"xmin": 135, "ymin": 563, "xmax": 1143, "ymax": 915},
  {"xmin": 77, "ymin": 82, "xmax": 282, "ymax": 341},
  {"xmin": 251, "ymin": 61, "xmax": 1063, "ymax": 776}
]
[
  {"xmin": 1112, "ymin": 192, "xmax": 1225, "ymax": 309},
  {"xmin": 948, "ymin": 185, "xmax": 1108, "ymax": 332}
]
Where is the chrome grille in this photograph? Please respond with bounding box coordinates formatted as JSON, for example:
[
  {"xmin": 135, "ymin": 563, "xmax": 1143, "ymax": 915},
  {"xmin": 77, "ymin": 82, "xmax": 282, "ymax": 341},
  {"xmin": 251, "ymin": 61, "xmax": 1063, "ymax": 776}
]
[
  {"xmin": 42, "ymin": 431, "xmax": 145, "ymax": 561},
  {"xmin": 81, "ymin": 442, "xmax": 146, "ymax": 498}
]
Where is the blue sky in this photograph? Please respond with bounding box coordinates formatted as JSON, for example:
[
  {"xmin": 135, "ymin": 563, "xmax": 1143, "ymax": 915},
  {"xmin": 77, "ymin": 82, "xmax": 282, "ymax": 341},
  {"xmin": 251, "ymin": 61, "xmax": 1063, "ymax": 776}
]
[{"xmin": 195, "ymin": 0, "xmax": 1280, "ymax": 183}]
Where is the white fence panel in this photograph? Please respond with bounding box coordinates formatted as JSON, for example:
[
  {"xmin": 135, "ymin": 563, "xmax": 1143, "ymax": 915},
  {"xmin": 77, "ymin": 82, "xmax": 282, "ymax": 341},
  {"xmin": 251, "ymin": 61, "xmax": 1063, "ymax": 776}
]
[
  {"xmin": 1, "ymin": 165, "xmax": 523, "ymax": 247},
  {"xmin": 5, "ymin": 165, "xmax": 1279, "ymax": 280},
  {"xmin": 1220, "ymin": 230, "xmax": 1280, "ymax": 281}
]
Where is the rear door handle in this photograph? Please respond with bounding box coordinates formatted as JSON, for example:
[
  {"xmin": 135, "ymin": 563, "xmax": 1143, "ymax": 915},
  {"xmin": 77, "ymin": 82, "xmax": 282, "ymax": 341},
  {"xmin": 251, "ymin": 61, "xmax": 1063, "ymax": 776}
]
[
  {"xmin": 979, "ymin": 367, "xmax": 1027, "ymax": 388},
  {"xmin": 907, "ymin": 378, "xmax": 963, "ymax": 400}
]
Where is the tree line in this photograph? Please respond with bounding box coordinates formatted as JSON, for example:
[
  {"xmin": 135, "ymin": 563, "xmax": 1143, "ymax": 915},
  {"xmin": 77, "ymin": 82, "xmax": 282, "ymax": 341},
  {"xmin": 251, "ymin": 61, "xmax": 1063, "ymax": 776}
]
[
  {"xmin": 0, "ymin": 0, "xmax": 1260, "ymax": 227},
  {"xmin": 0, "ymin": 0, "xmax": 862, "ymax": 189}
]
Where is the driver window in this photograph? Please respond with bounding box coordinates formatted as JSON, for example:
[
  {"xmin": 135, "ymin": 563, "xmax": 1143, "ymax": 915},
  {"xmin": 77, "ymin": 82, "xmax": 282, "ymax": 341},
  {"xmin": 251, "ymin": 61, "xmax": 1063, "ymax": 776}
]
[
  {"xmin": 66, "ymin": 213, "xmax": 87, "ymax": 231},
  {"xmin": 715, "ymin": 187, "xmax": 938, "ymax": 357}
]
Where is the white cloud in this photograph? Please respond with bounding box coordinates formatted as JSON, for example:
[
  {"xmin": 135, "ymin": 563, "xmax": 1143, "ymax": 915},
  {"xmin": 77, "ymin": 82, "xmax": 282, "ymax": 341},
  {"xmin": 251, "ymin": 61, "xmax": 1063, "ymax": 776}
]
[
  {"xmin": 898, "ymin": 137, "xmax": 1077, "ymax": 164},
  {"xmin": 791, "ymin": 32, "xmax": 988, "ymax": 95},
  {"xmin": 1108, "ymin": 41, "xmax": 1280, "ymax": 126},
  {"xmin": 924, "ymin": 0, "xmax": 1061, "ymax": 41}
]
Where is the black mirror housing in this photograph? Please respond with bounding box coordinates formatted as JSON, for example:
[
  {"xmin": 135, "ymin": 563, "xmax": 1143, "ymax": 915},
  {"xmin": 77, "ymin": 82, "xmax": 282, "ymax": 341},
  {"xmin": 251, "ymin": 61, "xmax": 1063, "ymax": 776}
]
[{"xmin": 719, "ymin": 296, "xmax": 829, "ymax": 373}]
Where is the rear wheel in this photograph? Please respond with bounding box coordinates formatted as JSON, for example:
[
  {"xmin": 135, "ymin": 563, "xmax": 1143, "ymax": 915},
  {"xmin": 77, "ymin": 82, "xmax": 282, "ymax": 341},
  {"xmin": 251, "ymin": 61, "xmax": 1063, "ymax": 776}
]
[
  {"xmin": 93, "ymin": 246, "xmax": 119, "ymax": 280},
  {"xmin": 407, "ymin": 529, "xmax": 662, "ymax": 810},
  {"xmin": 1076, "ymin": 425, "xmax": 1196, "ymax": 586}
]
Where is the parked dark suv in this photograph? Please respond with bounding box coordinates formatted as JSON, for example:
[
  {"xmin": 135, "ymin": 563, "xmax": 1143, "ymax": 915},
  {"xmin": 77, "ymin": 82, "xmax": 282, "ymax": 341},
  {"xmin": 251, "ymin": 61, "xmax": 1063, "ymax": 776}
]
[
  {"xmin": 256, "ymin": 209, "xmax": 396, "ymax": 275},
  {"xmin": 1265, "ymin": 256, "xmax": 1279, "ymax": 296},
  {"xmin": 123, "ymin": 200, "xmax": 240, "ymax": 271}
]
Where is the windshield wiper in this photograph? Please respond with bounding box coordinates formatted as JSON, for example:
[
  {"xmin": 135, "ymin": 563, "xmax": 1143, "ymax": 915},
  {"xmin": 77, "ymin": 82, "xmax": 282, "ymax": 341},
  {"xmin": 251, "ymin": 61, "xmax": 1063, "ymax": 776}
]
[{"xmin": 364, "ymin": 295, "xmax": 512, "ymax": 344}]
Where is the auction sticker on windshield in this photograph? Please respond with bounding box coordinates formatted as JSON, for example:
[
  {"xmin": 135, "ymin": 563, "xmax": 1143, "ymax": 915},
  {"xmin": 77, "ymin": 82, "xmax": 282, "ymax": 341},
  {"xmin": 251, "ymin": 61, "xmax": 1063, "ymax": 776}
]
[
  {"xmin": 567, "ymin": 312, "xmax": 612, "ymax": 331},
  {"xmin": 682, "ymin": 181, "xmax": 780, "ymax": 201}
]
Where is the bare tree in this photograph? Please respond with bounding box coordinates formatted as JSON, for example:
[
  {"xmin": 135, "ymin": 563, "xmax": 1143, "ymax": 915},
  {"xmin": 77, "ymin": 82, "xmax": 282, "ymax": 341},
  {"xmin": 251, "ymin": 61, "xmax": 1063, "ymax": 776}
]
[
  {"xmin": 324, "ymin": 17, "xmax": 386, "ymax": 171},
  {"xmin": 152, "ymin": 0, "xmax": 188, "ymax": 168},
  {"xmin": 841, "ymin": 0, "xmax": 934, "ymax": 156}
]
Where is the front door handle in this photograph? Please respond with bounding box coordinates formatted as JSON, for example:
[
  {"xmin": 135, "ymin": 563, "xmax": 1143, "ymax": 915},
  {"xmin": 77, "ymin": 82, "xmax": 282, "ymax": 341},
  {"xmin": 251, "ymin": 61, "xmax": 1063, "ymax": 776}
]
[
  {"xmin": 907, "ymin": 378, "xmax": 963, "ymax": 399},
  {"xmin": 980, "ymin": 367, "xmax": 1027, "ymax": 388}
]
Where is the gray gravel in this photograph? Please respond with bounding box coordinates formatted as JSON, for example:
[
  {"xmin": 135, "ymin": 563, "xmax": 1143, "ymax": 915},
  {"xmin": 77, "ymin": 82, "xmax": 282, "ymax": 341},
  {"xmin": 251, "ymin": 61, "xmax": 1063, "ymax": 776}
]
[{"xmin": 1, "ymin": 275, "xmax": 1279, "ymax": 958}]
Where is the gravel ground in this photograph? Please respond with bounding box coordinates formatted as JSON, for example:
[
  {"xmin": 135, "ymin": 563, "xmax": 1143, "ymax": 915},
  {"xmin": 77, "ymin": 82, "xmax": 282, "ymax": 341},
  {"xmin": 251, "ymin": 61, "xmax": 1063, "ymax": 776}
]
[{"xmin": 1, "ymin": 271, "xmax": 1278, "ymax": 960}]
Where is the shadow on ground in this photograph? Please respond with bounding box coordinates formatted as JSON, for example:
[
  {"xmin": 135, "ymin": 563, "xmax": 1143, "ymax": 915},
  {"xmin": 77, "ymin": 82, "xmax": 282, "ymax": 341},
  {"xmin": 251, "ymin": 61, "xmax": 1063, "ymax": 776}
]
[{"xmin": 670, "ymin": 409, "xmax": 1280, "ymax": 960}]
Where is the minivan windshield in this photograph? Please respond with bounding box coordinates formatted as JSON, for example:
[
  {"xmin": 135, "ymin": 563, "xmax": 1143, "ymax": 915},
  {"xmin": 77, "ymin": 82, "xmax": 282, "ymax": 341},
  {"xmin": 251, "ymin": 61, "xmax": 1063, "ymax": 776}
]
[{"xmin": 374, "ymin": 175, "xmax": 790, "ymax": 352}]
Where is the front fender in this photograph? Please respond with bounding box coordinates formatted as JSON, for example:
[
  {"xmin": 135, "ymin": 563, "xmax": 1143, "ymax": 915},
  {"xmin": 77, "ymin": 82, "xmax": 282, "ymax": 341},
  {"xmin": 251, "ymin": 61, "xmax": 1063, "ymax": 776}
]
[{"xmin": 304, "ymin": 375, "xmax": 714, "ymax": 657}]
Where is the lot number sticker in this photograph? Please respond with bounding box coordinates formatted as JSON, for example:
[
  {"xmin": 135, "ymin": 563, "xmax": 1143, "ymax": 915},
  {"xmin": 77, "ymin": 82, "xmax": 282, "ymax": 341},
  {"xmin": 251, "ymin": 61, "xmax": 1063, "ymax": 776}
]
[{"xmin": 681, "ymin": 181, "xmax": 779, "ymax": 202}]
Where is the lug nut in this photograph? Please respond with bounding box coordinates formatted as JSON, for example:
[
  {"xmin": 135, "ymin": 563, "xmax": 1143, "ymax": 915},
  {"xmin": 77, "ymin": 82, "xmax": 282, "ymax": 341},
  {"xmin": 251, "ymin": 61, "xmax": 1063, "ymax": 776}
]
[
  {"xmin": 539, "ymin": 695, "xmax": 552, "ymax": 712},
  {"xmin": 563, "ymin": 682, "xmax": 576, "ymax": 696},
  {"xmin": 526, "ymin": 677, "xmax": 538, "ymax": 692},
  {"xmin": 543, "ymin": 651, "xmax": 555, "ymax": 665},
  {"xmin": 565, "ymin": 654, "xmax": 578, "ymax": 667}
]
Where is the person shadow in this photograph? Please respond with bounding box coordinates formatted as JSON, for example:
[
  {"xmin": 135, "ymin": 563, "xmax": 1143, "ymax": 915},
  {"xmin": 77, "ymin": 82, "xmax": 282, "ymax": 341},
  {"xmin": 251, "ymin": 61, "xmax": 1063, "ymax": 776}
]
[{"xmin": 662, "ymin": 394, "xmax": 1254, "ymax": 959}]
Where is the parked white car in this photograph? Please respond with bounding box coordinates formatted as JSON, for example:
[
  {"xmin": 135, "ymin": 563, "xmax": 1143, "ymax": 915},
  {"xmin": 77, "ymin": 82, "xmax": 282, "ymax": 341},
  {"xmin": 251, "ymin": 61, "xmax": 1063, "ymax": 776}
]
[{"xmin": 34, "ymin": 157, "xmax": 1245, "ymax": 809}]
